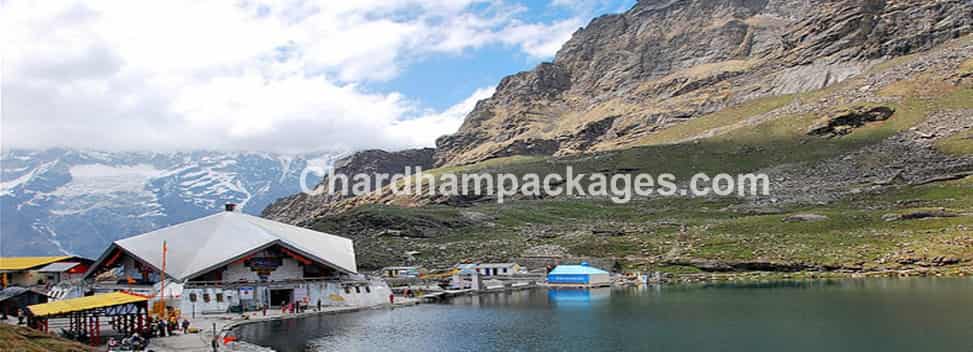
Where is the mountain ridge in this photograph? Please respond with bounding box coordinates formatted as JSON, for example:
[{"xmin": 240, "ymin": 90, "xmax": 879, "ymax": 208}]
[
  {"xmin": 434, "ymin": 0, "xmax": 973, "ymax": 166},
  {"xmin": 262, "ymin": 0, "xmax": 973, "ymax": 271},
  {"xmin": 0, "ymin": 148, "xmax": 335, "ymax": 257}
]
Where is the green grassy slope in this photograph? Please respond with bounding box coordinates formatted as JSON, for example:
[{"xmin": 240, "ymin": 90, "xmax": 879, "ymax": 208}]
[
  {"xmin": 315, "ymin": 175, "xmax": 972, "ymax": 272},
  {"xmin": 0, "ymin": 324, "xmax": 95, "ymax": 352},
  {"xmin": 311, "ymin": 41, "xmax": 973, "ymax": 274}
]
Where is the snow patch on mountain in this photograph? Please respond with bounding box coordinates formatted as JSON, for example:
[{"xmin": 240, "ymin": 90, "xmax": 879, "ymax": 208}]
[
  {"xmin": 52, "ymin": 164, "xmax": 162, "ymax": 196},
  {"xmin": 1, "ymin": 149, "xmax": 337, "ymax": 257}
]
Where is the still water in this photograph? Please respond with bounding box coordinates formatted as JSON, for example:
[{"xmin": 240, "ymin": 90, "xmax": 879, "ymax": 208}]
[{"xmin": 235, "ymin": 278, "xmax": 973, "ymax": 351}]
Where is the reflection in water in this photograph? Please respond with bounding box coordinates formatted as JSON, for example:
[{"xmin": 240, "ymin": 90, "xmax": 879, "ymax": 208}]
[
  {"xmin": 234, "ymin": 278, "xmax": 973, "ymax": 352},
  {"xmin": 548, "ymin": 287, "xmax": 611, "ymax": 307}
]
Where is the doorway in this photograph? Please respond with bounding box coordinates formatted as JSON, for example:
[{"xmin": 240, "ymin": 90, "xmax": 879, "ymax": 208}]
[{"xmin": 270, "ymin": 288, "xmax": 293, "ymax": 307}]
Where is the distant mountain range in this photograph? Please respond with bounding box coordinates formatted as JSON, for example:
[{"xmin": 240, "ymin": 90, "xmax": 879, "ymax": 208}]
[{"xmin": 0, "ymin": 148, "xmax": 338, "ymax": 258}]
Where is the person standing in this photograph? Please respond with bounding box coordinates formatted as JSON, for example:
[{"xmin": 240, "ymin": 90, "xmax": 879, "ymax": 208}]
[{"xmin": 316, "ymin": 299, "xmax": 322, "ymax": 312}]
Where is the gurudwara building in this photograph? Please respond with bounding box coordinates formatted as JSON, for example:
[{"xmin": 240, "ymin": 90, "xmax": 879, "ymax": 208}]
[{"xmin": 83, "ymin": 205, "xmax": 390, "ymax": 314}]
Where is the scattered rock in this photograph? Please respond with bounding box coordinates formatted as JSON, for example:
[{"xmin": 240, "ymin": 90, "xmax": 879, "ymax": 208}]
[
  {"xmin": 782, "ymin": 214, "xmax": 831, "ymax": 223},
  {"xmin": 664, "ymin": 259, "xmax": 817, "ymax": 273},
  {"xmin": 522, "ymin": 244, "xmax": 568, "ymax": 257},
  {"xmin": 882, "ymin": 213, "xmax": 902, "ymax": 222},
  {"xmin": 807, "ymin": 105, "xmax": 895, "ymax": 138},
  {"xmin": 883, "ymin": 209, "xmax": 959, "ymax": 222}
]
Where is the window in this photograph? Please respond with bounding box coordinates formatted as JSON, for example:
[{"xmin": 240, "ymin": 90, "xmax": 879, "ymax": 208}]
[
  {"xmin": 365, "ymin": 286, "xmax": 371, "ymax": 293},
  {"xmin": 344, "ymin": 287, "xmax": 351, "ymax": 294},
  {"xmin": 189, "ymin": 293, "xmax": 197, "ymax": 302},
  {"xmin": 355, "ymin": 286, "xmax": 361, "ymax": 294},
  {"xmin": 503, "ymin": 268, "xmax": 508, "ymax": 273},
  {"xmin": 203, "ymin": 293, "xmax": 211, "ymax": 303},
  {"xmin": 216, "ymin": 293, "xmax": 224, "ymax": 303}
]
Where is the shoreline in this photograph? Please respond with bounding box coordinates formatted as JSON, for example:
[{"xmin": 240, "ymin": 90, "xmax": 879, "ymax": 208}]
[
  {"xmin": 151, "ymin": 268, "xmax": 973, "ymax": 351},
  {"xmin": 147, "ymin": 299, "xmax": 420, "ymax": 352},
  {"xmin": 661, "ymin": 264, "xmax": 973, "ymax": 284}
]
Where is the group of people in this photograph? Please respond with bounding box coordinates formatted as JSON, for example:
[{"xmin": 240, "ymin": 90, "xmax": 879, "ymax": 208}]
[
  {"xmin": 279, "ymin": 299, "xmax": 324, "ymax": 314},
  {"xmin": 0, "ymin": 308, "xmax": 27, "ymax": 325},
  {"xmin": 150, "ymin": 315, "xmax": 190, "ymax": 337},
  {"xmin": 105, "ymin": 315, "xmax": 190, "ymax": 351},
  {"xmin": 107, "ymin": 333, "xmax": 147, "ymax": 351},
  {"xmin": 280, "ymin": 300, "xmax": 305, "ymax": 314}
]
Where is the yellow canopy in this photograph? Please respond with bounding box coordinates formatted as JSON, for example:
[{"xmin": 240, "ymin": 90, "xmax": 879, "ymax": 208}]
[
  {"xmin": 28, "ymin": 292, "xmax": 147, "ymax": 317},
  {"xmin": 0, "ymin": 256, "xmax": 72, "ymax": 271}
]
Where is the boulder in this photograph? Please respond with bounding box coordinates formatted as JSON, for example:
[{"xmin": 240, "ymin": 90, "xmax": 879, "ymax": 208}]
[
  {"xmin": 782, "ymin": 214, "xmax": 831, "ymax": 223},
  {"xmin": 808, "ymin": 105, "xmax": 896, "ymax": 138}
]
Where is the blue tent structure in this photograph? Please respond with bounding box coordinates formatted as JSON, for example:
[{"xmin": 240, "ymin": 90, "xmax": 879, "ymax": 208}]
[{"xmin": 546, "ymin": 262, "xmax": 611, "ymax": 287}]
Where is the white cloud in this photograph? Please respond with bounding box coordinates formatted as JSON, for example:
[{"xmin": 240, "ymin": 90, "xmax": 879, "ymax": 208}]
[
  {"xmin": 1, "ymin": 0, "xmax": 615, "ymax": 154},
  {"xmin": 499, "ymin": 19, "xmax": 585, "ymax": 58},
  {"xmin": 390, "ymin": 86, "xmax": 496, "ymax": 147}
]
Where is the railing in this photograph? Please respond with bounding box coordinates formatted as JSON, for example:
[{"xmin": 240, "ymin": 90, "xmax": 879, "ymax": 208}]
[{"xmin": 182, "ymin": 276, "xmax": 376, "ymax": 289}]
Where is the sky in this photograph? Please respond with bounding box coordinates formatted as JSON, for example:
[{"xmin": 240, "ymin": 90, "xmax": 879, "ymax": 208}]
[{"xmin": 1, "ymin": 0, "xmax": 634, "ymax": 155}]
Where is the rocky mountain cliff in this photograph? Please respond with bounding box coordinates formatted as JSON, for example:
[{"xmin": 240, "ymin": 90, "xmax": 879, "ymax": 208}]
[
  {"xmin": 262, "ymin": 148, "xmax": 436, "ymax": 225},
  {"xmin": 262, "ymin": 0, "xmax": 973, "ymax": 272},
  {"xmin": 435, "ymin": 0, "xmax": 973, "ymax": 166},
  {"xmin": 1, "ymin": 149, "xmax": 334, "ymax": 257}
]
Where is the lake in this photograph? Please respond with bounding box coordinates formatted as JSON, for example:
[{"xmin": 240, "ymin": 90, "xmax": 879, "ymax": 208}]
[{"xmin": 234, "ymin": 278, "xmax": 973, "ymax": 351}]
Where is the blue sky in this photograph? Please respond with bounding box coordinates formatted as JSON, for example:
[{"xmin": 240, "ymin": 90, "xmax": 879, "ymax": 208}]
[
  {"xmin": 377, "ymin": 0, "xmax": 634, "ymax": 111},
  {"xmin": 2, "ymin": 0, "xmax": 634, "ymax": 154},
  {"xmin": 377, "ymin": 44, "xmax": 530, "ymax": 110}
]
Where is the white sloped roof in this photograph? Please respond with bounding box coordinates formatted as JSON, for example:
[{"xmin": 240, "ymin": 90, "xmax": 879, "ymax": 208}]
[
  {"xmin": 111, "ymin": 211, "xmax": 356, "ymax": 281},
  {"xmin": 35, "ymin": 262, "xmax": 82, "ymax": 273}
]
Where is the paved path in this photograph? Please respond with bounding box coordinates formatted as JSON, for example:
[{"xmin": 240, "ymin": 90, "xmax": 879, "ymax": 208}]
[{"xmin": 148, "ymin": 299, "xmax": 420, "ymax": 351}]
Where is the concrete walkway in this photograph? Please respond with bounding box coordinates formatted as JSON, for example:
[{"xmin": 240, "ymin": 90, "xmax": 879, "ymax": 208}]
[{"xmin": 148, "ymin": 299, "xmax": 420, "ymax": 352}]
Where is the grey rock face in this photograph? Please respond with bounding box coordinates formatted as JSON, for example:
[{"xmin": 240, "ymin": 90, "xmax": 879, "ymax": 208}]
[
  {"xmin": 434, "ymin": 0, "xmax": 973, "ymax": 166},
  {"xmin": 261, "ymin": 148, "xmax": 436, "ymax": 225}
]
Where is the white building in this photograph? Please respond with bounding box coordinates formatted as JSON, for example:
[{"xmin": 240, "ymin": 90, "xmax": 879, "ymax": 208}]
[
  {"xmin": 456, "ymin": 263, "xmax": 522, "ymax": 277},
  {"xmin": 84, "ymin": 205, "xmax": 390, "ymax": 315}
]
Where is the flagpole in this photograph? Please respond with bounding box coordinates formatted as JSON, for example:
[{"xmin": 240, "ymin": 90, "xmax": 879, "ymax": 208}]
[{"xmin": 161, "ymin": 240, "xmax": 167, "ymax": 320}]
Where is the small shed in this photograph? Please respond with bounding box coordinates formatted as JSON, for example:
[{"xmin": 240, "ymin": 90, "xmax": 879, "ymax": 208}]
[
  {"xmin": 381, "ymin": 266, "xmax": 421, "ymax": 278},
  {"xmin": 546, "ymin": 263, "xmax": 611, "ymax": 288},
  {"xmin": 0, "ymin": 287, "xmax": 49, "ymax": 316},
  {"xmin": 458, "ymin": 263, "xmax": 522, "ymax": 277},
  {"xmin": 0, "ymin": 256, "xmax": 92, "ymax": 287},
  {"xmin": 35, "ymin": 262, "xmax": 88, "ymax": 285}
]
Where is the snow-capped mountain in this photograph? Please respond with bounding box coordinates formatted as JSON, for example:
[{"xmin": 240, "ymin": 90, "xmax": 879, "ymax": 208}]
[{"xmin": 1, "ymin": 148, "xmax": 338, "ymax": 257}]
